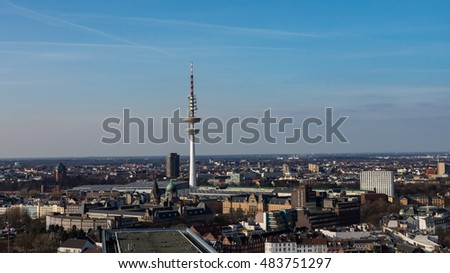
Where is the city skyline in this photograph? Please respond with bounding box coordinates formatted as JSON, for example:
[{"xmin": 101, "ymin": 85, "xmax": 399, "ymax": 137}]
[{"xmin": 1, "ymin": 0, "xmax": 450, "ymax": 157}]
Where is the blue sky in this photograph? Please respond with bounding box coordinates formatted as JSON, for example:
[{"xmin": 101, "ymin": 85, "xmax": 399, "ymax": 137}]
[{"xmin": 0, "ymin": 0, "xmax": 449, "ymax": 158}]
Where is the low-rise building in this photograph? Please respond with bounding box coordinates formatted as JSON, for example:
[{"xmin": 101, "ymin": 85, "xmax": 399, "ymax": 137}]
[
  {"xmin": 418, "ymin": 215, "xmax": 449, "ymax": 233},
  {"xmin": 297, "ymin": 237, "xmax": 328, "ymax": 253},
  {"xmin": 265, "ymin": 235, "xmax": 328, "ymax": 253},
  {"xmin": 222, "ymin": 193, "xmax": 291, "ymax": 217},
  {"xmin": 57, "ymin": 238, "xmax": 96, "ymax": 253},
  {"xmin": 320, "ymin": 229, "xmax": 371, "ymax": 240},
  {"xmin": 265, "ymin": 236, "xmax": 297, "ymax": 253},
  {"xmin": 400, "ymin": 195, "xmax": 445, "ymax": 208},
  {"xmin": 46, "ymin": 215, "xmax": 117, "ymax": 231},
  {"xmin": 219, "ymin": 233, "xmax": 265, "ymax": 253},
  {"xmin": 255, "ymin": 209, "xmax": 297, "ymax": 231},
  {"xmin": 296, "ymin": 209, "xmax": 338, "ymax": 230}
]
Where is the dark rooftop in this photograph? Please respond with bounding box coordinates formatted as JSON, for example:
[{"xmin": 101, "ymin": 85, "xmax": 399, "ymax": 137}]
[
  {"xmin": 113, "ymin": 229, "xmax": 215, "ymax": 253},
  {"xmin": 59, "ymin": 238, "xmax": 91, "ymax": 249}
]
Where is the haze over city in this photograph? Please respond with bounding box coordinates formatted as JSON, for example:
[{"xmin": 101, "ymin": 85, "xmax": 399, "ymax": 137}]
[{"xmin": 1, "ymin": 0, "xmax": 450, "ymax": 158}]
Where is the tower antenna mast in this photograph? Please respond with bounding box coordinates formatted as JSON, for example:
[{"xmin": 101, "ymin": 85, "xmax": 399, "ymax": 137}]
[{"xmin": 183, "ymin": 62, "xmax": 201, "ymax": 190}]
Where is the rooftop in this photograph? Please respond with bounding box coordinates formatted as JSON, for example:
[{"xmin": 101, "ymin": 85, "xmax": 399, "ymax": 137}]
[
  {"xmin": 109, "ymin": 228, "xmax": 216, "ymax": 253},
  {"xmin": 59, "ymin": 238, "xmax": 91, "ymax": 249}
]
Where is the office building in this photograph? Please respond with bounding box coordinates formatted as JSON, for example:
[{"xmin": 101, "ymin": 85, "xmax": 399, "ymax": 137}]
[
  {"xmin": 438, "ymin": 162, "xmax": 450, "ymax": 176},
  {"xmin": 360, "ymin": 171, "xmax": 394, "ymax": 197},
  {"xmin": 54, "ymin": 162, "xmax": 67, "ymax": 182},
  {"xmin": 308, "ymin": 163, "xmax": 321, "ymax": 173},
  {"xmin": 291, "ymin": 185, "xmax": 316, "ymax": 209},
  {"xmin": 165, "ymin": 153, "xmax": 180, "ymax": 178}
]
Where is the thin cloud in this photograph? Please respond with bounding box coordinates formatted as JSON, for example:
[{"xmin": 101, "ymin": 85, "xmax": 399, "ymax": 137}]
[
  {"xmin": 0, "ymin": 48, "xmax": 90, "ymax": 61},
  {"xmin": 0, "ymin": 2, "xmax": 171, "ymax": 55},
  {"xmin": 5, "ymin": 3, "xmax": 171, "ymax": 55},
  {"xmin": 0, "ymin": 41, "xmax": 299, "ymax": 52},
  {"xmin": 0, "ymin": 40, "xmax": 162, "ymax": 50},
  {"xmin": 335, "ymin": 50, "xmax": 418, "ymax": 60},
  {"xmin": 7, "ymin": 3, "xmax": 138, "ymax": 45},
  {"xmin": 220, "ymin": 45, "xmax": 299, "ymax": 51},
  {"xmin": 70, "ymin": 14, "xmax": 327, "ymax": 38}
]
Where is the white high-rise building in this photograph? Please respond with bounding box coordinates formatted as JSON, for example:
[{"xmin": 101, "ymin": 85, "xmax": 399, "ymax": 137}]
[{"xmin": 360, "ymin": 171, "xmax": 394, "ymax": 197}]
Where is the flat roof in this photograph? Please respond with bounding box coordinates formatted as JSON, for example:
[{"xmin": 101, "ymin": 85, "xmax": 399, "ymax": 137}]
[
  {"xmin": 71, "ymin": 181, "xmax": 189, "ymax": 193},
  {"xmin": 113, "ymin": 229, "xmax": 214, "ymax": 253}
]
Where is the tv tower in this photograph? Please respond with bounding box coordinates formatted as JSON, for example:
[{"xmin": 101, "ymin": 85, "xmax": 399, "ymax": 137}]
[{"xmin": 183, "ymin": 62, "xmax": 201, "ymax": 189}]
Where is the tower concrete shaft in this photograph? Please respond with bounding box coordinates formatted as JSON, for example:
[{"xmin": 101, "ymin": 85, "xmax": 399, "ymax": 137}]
[{"xmin": 183, "ymin": 62, "xmax": 200, "ymax": 189}]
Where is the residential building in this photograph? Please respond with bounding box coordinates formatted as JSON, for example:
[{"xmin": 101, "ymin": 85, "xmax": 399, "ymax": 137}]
[
  {"xmin": 400, "ymin": 195, "xmax": 445, "ymax": 208},
  {"xmin": 219, "ymin": 234, "xmax": 265, "ymax": 253},
  {"xmin": 308, "ymin": 163, "xmax": 321, "ymax": 173},
  {"xmin": 265, "ymin": 236, "xmax": 297, "ymax": 253},
  {"xmin": 297, "ymin": 237, "xmax": 328, "ymax": 253},
  {"xmin": 265, "ymin": 235, "xmax": 328, "ymax": 253},
  {"xmin": 57, "ymin": 238, "xmax": 95, "ymax": 253},
  {"xmin": 225, "ymin": 173, "xmax": 241, "ymax": 185}
]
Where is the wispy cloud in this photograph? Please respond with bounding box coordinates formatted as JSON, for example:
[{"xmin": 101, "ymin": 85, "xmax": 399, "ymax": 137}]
[
  {"xmin": 333, "ymin": 49, "xmax": 420, "ymax": 60},
  {"xmin": 0, "ymin": 48, "xmax": 90, "ymax": 61},
  {"xmin": 69, "ymin": 14, "xmax": 328, "ymax": 38},
  {"xmin": 5, "ymin": 3, "xmax": 170, "ymax": 55},
  {"xmin": 219, "ymin": 45, "xmax": 299, "ymax": 51},
  {"xmin": 7, "ymin": 3, "xmax": 138, "ymax": 45},
  {"xmin": 0, "ymin": 40, "xmax": 157, "ymax": 49}
]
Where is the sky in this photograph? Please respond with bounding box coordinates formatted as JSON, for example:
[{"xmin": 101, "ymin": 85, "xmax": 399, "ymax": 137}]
[{"xmin": 0, "ymin": 0, "xmax": 449, "ymax": 158}]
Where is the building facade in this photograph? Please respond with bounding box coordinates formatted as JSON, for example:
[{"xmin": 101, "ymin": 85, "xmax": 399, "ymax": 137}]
[
  {"xmin": 265, "ymin": 236, "xmax": 328, "ymax": 253},
  {"xmin": 223, "ymin": 194, "xmax": 265, "ymax": 216},
  {"xmin": 291, "ymin": 185, "xmax": 316, "ymax": 209},
  {"xmin": 46, "ymin": 215, "xmax": 117, "ymax": 231},
  {"xmin": 296, "ymin": 209, "xmax": 338, "ymax": 230},
  {"xmin": 437, "ymin": 163, "xmax": 450, "ymax": 175},
  {"xmin": 308, "ymin": 163, "xmax": 321, "ymax": 173},
  {"xmin": 255, "ymin": 209, "xmax": 297, "ymax": 231},
  {"xmin": 360, "ymin": 171, "xmax": 394, "ymax": 197},
  {"xmin": 222, "ymin": 194, "xmax": 291, "ymax": 216},
  {"xmin": 166, "ymin": 153, "xmax": 180, "ymax": 179},
  {"xmin": 54, "ymin": 162, "xmax": 67, "ymax": 183},
  {"xmin": 400, "ymin": 195, "xmax": 445, "ymax": 208}
]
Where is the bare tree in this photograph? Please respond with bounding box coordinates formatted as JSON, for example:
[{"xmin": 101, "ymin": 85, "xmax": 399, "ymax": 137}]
[{"xmin": 4, "ymin": 207, "xmax": 31, "ymax": 229}]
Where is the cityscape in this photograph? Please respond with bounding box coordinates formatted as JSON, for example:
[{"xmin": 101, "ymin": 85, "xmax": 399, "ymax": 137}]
[
  {"xmin": 1, "ymin": 152, "xmax": 450, "ymax": 253},
  {"xmin": 1, "ymin": 0, "xmax": 450, "ymax": 256}
]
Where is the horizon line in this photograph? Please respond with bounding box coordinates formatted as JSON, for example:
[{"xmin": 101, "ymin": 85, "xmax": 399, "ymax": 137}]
[{"xmin": 1, "ymin": 151, "xmax": 449, "ymax": 161}]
